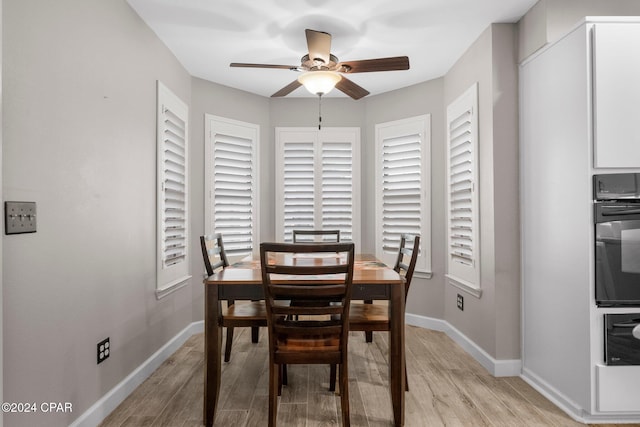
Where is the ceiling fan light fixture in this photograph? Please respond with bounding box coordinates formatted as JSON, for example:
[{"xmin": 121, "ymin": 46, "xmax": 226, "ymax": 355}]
[{"xmin": 298, "ymin": 71, "xmax": 342, "ymax": 95}]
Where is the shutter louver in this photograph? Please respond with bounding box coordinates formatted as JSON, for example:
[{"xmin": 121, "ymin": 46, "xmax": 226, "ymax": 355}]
[
  {"xmin": 212, "ymin": 133, "xmax": 253, "ymax": 256},
  {"xmin": 161, "ymin": 107, "xmax": 187, "ymax": 267},
  {"xmin": 448, "ymin": 110, "xmax": 474, "ymax": 266},
  {"xmin": 381, "ymin": 134, "xmax": 422, "ymax": 252},
  {"xmin": 321, "ymin": 142, "xmax": 353, "ymax": 241},
  {"xmin": 283, "ymin": 141, "xmax": 315, "ymax": 242}
]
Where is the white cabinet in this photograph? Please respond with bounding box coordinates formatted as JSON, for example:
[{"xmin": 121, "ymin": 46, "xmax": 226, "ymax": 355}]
[
  {"xmin": 520, "ymin": 18, "xmax": 640, "ymax": 423},
  {"xmin": 593, "ymin": 23, "xmax": 640, "ymax": 168}
]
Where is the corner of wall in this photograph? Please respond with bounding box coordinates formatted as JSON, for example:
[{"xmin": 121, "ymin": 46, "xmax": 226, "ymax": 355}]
[{"xmin": 518, "ymin": 0, "xmax": 548, "ymax": 63}]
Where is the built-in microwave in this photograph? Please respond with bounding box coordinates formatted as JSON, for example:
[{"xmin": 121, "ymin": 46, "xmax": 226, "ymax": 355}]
[{"xmin": 594, "ymin": 173, "xmax": 640, "ymax": 306}]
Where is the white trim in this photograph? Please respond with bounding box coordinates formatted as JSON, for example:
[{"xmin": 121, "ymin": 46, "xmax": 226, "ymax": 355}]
[
  {"xmin": 520, "ymin": 367, "xmax": 587, "ymax": 423},
  {"xmin": 521, "ymin": 367, "xmax": 640, "ymax": 424},
  {"xmin": 413, "ymin": 270, "xmax": 433, "ymax": 280},
  {"xmin": 406, "ymin": 313, "xmax": 519, "ymax": 377},
  {"xmin": 69, "ymin": 321, "xmax": 204, "ymax": 427},
  {"xmin": 155, "ymin": 275, "xmax": 191, "ymax": 299},
  {"xmin": 446, "ymin": 274, "xmax": 483, "ymax": 298}
]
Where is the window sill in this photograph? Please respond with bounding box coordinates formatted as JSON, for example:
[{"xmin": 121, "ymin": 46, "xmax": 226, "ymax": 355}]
[
  {"xmin": 446, "ymin": 274, "xmax": 482, "ymax": 299},
  {"xmin": 156, "ymin": 275, "xmax": 192, "ymax": 300},
  {"xmin": 414, "ymin": 270, "xmax": 433, "ymax": 280}
]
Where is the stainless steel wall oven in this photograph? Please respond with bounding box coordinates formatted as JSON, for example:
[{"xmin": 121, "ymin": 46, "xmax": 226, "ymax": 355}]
[{"xmin": 594, "ymin": 173, "xmax": 640, "ymax": 307}]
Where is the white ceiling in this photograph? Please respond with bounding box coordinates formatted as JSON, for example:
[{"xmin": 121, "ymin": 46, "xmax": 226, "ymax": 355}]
[{"xmin": 126, "ymin": 0, "xmax": 537, "ymax": 98}]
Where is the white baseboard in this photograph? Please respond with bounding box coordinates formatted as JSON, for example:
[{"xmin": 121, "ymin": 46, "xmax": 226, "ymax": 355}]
[
  {"xmin": 405, "ymin": 313, "xmax": 522, "ymax": 377},
  {"xmin": 521, "ymin": 367, "xmax": 640, "ymax": 424},
  {"xmin": 70, "ymin": 321, "xmax": 204, "ymax": 427},
  {"xmin": 520, "ymin": 367, "xmax": 587, "ymax": 423}
]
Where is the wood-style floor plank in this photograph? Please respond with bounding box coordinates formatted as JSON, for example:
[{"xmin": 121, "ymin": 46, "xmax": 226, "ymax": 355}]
[{"xmin": 99, "ymin": 326, "xmax": 640, "ymax": 427}]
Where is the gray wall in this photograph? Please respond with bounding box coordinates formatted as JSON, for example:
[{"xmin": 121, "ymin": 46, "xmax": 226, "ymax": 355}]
[
  {"xmin": 189, "ymin": 78, "xmax": 271, "ymax": 320},
  {"xmin": 364, "ymin": 79, "xmax": 446, "ymax": 319},
  {"xmin": 443, "ymin": 24, "xmax": 521, "ymax": 360},
  {"xmin": 3, "ymin": 1, "xmax": 192, "ymax": 425},
  {"xmin": 519, "ymin": 0, "xmax": 640, "ymax": 61}
]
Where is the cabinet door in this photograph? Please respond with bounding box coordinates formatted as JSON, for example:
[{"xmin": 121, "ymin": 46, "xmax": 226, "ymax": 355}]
[{"xmin": 593, "ymin": 23, "xmax": 640, "ymax": 168}]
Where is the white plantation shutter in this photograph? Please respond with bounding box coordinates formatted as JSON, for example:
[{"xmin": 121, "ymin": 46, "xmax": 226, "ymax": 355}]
[
  {"xmin": 446, "ymin": 83, "xmax": 479, "ymax": 289},
  {"xmin": 212, "ymin": 135, "xmax": 253, "ymax": 256},
  {"xmin": 205, "ymin": 115, "xmax": 259, "ymax": 260},
  {"xmin": 156, "ymin": 81, "xmax": 190, "ymax": 293},
  {"xmin": 275, "ymin": 128, "xmax": 360, "ymax": 247},
  {"xmin": 449, "ymin": 111, "xmax": 474, "ymax": 264},
  {"xmin": 381, "ymin": 135, "xmax": 421, "ymax": 250},
  {"xmin": 375, "ymin": 116, "xmax": 431, "ymax": 273},
  {"xmin": 321, "ymin": 140, "xmax": 354, "ymax": 241},
  {"xmin": 282, "ymin": 140, "xmax": 315, "ymax": 242}
]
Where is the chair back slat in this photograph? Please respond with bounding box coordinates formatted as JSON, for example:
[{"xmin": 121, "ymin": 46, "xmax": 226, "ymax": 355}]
[
  {"xmin": 271, "ymin": 304, "xmax": 345, "ymax": 317},
  {"xmin": 292, "ymin": 229, "xmax": 340, "ymax": 243},
  {"xmin": 274, "ymin": 323, "xmax": 343, "ymax": 337}
]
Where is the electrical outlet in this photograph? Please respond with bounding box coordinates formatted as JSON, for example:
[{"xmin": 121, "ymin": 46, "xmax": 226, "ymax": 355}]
[
  {"xmin": 457, "ymin": 294, "xmax": 464, "ymax": 311},
  {"xmin": 97, "ymin": 338, "xmax": 110, "ymax": 364}
]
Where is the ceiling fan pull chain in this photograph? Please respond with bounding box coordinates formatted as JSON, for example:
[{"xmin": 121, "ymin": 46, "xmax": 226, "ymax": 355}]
[{"xmin": 318, "ymin": 93, "xmax": 322, "ymax": 130}]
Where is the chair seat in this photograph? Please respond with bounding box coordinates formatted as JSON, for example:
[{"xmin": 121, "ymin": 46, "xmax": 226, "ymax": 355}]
[
  {"xmin": 221, "ymin": 301, "xmax": 268, "ymax": 327},
  {"xmin": 348, "ymin": 303, "xmax": 390, "ymax": 331}
]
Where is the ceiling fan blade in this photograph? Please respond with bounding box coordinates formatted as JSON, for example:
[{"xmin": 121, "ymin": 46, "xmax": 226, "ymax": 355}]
[
  {"xmin": 271, "ymin": 80, "xmax": 303, "ymax": 97},
  {"xmin": 305, "ymin": 29, "xmax": 331, "ymax": 65},
  {"xmin": 335, "ymin": 76, "xmax": 370, "ymax": 100},
  {"xmin": 230, "ymin": 62, "xmax": 298, "ymax": 70},
  {"xmin": 338, "ymin": 56, "xmax": 410, "ymax": 73}
]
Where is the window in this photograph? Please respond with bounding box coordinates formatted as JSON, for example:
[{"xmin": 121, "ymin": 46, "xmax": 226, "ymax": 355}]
[
  {"xmin": 205, "ymin": 115, "xmax": 259, "ymax": 261},
  {"xmin": 375, "ymin": 115, "xmax": 431, "ymax": 274},
  {"xmin": 156, "ymin": 81, "xmax": 190, "ymax": 296},
  {"xmin": 446, "ymin": 83, "xmax": 480, "ymax": 294},
  {"xmin": 275, "ymin": 127, "xmax": 360, "ymax": 247}
]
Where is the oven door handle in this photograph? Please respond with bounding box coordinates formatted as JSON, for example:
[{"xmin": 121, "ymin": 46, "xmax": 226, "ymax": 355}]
[{"xmin": 601, "ymin": 207, "xmax": 640, "ymax": 216}]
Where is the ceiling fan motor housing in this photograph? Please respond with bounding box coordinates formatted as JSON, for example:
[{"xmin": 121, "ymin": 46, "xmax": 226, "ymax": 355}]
[{"xmin": 301, "ymin": 54, "xmax": 341, "ymax": 71}]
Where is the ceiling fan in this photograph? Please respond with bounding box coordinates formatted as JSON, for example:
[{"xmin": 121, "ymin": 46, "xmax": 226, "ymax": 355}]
[{"xmin": 230, "ymin": 29, "xmax": 410, "ymax": 100}]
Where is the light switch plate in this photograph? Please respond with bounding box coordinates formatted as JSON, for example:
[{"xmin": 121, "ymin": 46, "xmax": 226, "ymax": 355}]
[{"xmin": 5, "ymin": 201, "xmax": 37, "ymax": 234}]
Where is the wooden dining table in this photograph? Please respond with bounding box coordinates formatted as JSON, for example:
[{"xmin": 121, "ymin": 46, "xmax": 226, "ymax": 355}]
[{"xmin": 203, "ymin": 253, "xmax": 406, "ymax": 426}]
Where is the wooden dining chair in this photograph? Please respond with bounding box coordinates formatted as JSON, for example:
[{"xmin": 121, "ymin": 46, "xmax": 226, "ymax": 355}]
[
  {"xmin": 331, "ymin": 233, "xmax": 420, "ymax": 391},
  {"xmin": 200, "ymin": 234, "xmax": 266, "ymax": 362},
  {"xmin": 292, "ymin": 229, "xmax": 340, "ymax": 243},
  {"xmin": 260, "ymin": 242, "xmax": 355, "ymax": 427}
]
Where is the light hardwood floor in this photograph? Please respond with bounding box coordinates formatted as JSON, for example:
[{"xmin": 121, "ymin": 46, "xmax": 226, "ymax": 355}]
[{"xmin": 99, "ymin": 326, "xmax": 639, "ymax": 427}]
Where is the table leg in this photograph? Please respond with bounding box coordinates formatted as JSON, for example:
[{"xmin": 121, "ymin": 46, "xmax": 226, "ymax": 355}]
[
  {"xmin": 389, "ymin": 283, "xmax": 405, "ymax": 426},
  {"xmin": 204, "ymin": 282, "xmax": 222, "ymax": 427}
]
